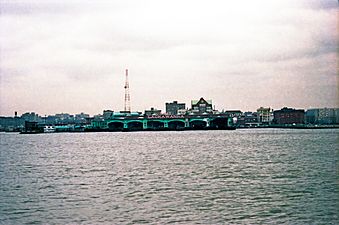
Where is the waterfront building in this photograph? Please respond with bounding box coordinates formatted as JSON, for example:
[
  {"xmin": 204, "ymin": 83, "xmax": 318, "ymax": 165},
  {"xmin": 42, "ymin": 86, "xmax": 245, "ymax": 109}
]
[
  {"xmin": 273, "ymin": 107, "xmax": 305, "ymax": 125},
  {"xmin": 94, "ymin": 114, "xmax": 103, "ymax": 119},
  {"xmin": 45, "ymin": 115, "xmax": 57, "ymax": 125},
  {"xmin": 75, "ymin": 112, "xmax": 90, "ymax": 120},
  {"xmin": 238, "ymin": 112, "xmax": 259, "ymax": 127},
  {"xmin": 177, "ymin": 109, "xmax": 188, "ymax": 115},
  {"xmin": 305, "ymin": 109, "xmax": 318, "ymax": 124},
  {"xmin": 318, "ymin": 108, "xmax": 338, "ymax": 124},
  {"xmin": 0, "ymin": 116, "xmax": 24, "ymax": 131},
  {"xmin": 257, "ymin": 107, "xmax": 273, "ymax": 125},
  {"xmin": 114, "ymin": 111, "xmax": 142, "ymax": 117},
  {"xmin": 336, "ymin": 109, "xmax": 339, "ymax": 124},
  {"xmin": 21, "ymin": 112, "xmax": 39, "ymax": 122},
  {"xmin": 306, "ymin": 108, "xmax": 339, "ymax": 124},
  {"xmin": 144, "ymin": 108, "xmax": 161, "ymax": 116},
  {"xmin": 74, "ymin": 113, "xmax": 89, "ymax": 124},
  {"xmin": 23, "ymin": 121, "xmax": 42, "ymax": 133},
  {"xmin": 190, "ymin": 97, "xmax": 213, "ymax": 114},
  {"xmin": 224, "ymin": 110, "xmax": 243, "ymax": 127},
  {"xmin": 55, "ymin": 113, "xmax": 73, "ymax": 124},
  {"xmin": 103, "ymin": 110, "xmax": 114, "ymax": 120},
  {"xmin": 225, "ymin": 110, "xmax": 242, "ymax": 118},
  {"xmin": 166, "ymin": 101, "xmax": 186, "ymax": 115},
  {"xmin": 92, "ymin": 113, "xmax": 236, "ymax": 131}
]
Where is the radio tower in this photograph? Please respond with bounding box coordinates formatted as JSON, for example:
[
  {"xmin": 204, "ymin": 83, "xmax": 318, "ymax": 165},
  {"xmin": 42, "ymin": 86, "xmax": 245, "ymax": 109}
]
[{"xmin": 124, "ymin": 69, "xmax": 131, "ymax": 112}]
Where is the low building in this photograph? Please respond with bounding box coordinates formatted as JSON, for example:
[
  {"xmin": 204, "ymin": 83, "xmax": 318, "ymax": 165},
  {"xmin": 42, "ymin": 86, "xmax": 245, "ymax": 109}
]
[
  {"xmin": 177, "ymin": 109, "xmax": 188, "ymax": 115},
  {"xmin": 273, "ymin": 107, "xmax": 305, "ymax": 125},
  {"xmin": 21, "ymin": 112, "xmax": 39, "ymax": 122},
  {"xmin": 75, "ymin": 112, "xmax": 90, "ymax": 124},
  {"xmin": 23, "ymin": 121, "xmax": 42, "ymax": 133},
  {"xmin": 144, "ymin": 108, "xmax": 161, "ymax": 116},
  {"xmin": 55, "ymin": 113, "xmax": 73, "ymax": 124},
  {"xmin": 238, "ymin": 112, "xmax": 259, "ymax": 127},
  {"xmin": 191, "ymin": 97, "xmax": 213, "ymax": 114},
  {"xmin": 45, "ymin": 115, "xmax": 57, "ymax": 125},
  {"xmin": 224, "ymin": 110, "xmax": 243, "ymax": 127},
  {"xmin": 225, "ymin": 110, "xmax": 242, "ymax": 118},
  {"xmin": 166, "ymin": 101, "xmax": 186, "ymax": 115},
  {"xmin": 103, "ymin": 110, "xmax": 114, "ymax": 120},
  {"xmin": 75, "ymin": 112, "xmax": 90, "ymax": 119}
]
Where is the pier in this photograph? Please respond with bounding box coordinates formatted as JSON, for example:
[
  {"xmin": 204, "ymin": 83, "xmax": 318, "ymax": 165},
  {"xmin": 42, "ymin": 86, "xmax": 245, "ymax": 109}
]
[{"xmin": 90, "ymin": 114, "xmax": 236, "ymax": 131}]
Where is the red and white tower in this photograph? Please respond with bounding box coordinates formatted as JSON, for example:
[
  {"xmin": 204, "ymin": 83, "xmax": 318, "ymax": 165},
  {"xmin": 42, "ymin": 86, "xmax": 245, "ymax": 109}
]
[{"xmin": 124, "ymin": 69, "xmax": 131, "ymax": 112}]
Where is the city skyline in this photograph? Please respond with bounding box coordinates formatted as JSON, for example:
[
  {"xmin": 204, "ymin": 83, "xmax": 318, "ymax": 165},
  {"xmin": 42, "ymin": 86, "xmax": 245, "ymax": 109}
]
[
  {"xmin": 3, "ymin": 102, "xmax": 338, "ymax": 119},
  {"xmin": 1, "ymin": 0, "xmax": 338, "ymax": 116}
]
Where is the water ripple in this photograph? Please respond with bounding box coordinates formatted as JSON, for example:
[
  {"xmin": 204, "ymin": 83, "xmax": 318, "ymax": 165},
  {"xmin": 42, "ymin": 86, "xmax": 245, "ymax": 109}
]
[{"xmin": 0, "ymin": 129, "xmax": 338, "ymax": 224}]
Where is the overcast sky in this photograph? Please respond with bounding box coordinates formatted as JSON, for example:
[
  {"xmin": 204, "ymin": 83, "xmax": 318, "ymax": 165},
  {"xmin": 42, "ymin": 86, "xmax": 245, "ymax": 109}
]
[{"xmin": 0, "ymin": 0, "xmax": 337, "ymax": 116}]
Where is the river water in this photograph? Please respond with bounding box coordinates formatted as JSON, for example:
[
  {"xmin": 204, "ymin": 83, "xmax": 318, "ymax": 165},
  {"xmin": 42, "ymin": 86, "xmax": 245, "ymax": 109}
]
[{"xmin": 0, "ymin": 129, "xmax": 338, "ymax": 224}]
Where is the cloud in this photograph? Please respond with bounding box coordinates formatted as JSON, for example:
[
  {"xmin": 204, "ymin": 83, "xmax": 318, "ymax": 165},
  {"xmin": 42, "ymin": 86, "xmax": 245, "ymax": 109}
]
[
  {"xmin": 303, "ymin": 0, "xmax": 338, "ymax": 10},
  {"xmin": 1, "ymin": 1, "xmax": 70, "ymax": 15},
  {"xmin": 0, "ymin": 0, "xmax": 337, "ymax": 115}
]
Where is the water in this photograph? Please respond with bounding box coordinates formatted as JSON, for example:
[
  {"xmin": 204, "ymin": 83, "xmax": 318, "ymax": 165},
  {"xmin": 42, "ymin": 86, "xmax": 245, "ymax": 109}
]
[{"xmin": 0, "ymin": 129, "xmax": 338, "ymax": 224}]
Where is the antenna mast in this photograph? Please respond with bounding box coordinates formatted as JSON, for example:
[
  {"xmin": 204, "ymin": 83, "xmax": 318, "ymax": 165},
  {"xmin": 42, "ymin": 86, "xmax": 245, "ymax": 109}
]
[{"xmin": 124, "ymin": 69, "xmax": 131, "ymax": 112}]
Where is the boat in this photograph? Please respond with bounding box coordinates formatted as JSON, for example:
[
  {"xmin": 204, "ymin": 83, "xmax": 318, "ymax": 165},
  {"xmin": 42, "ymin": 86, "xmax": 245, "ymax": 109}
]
[{"xmin": 43, "ymin": 126, "xmax": 56, "ymax": 133}]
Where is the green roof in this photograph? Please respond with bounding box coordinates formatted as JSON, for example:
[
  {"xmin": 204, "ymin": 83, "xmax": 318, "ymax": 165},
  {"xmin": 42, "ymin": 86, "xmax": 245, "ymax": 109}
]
[{"xmin": 191, "ymin": 98, "xmax": 212, "ymax": 105}]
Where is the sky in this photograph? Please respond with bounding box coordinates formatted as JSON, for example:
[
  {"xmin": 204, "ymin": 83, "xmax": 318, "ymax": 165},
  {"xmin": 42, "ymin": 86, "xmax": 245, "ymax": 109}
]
[{"xmin": 0, "ymin": 0, "xmax": 338, "ymax": 116}]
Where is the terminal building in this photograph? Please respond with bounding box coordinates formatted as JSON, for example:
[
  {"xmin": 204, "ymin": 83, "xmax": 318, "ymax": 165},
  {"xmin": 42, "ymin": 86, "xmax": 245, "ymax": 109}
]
[{"xmin": 190, "ymin": 97, "xmax": 213, "ymax": 114}]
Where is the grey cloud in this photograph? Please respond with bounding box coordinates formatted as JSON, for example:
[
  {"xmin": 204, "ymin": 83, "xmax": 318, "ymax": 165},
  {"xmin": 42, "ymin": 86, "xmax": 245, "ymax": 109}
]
[
  {"xmin": 0, "ymin": 1, "xmax": 136, "ymax": 16},
  {"xmin": 256, "ymin": 43, "xmax": 336, "ymax": 64},
  {"xmin": 0, "ymin": 1, "xmax": 73, "ymax": 15},
  {"xmin": 0, "ymin": 0, "xmax": 337, "ymax": 115},
  {"xmin": 305, "ymin": 0, "xmax": 338, "ymax": 10},
  {"xmin": 76, "ymin": 35, "xmax": 186, "ymax": 54}
]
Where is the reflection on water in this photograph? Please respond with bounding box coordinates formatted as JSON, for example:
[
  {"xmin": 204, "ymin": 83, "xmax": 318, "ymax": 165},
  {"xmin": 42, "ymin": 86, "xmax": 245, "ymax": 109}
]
[{"xmin": 0, "ymin": 129, "xmax": 338, "ymax": 224}]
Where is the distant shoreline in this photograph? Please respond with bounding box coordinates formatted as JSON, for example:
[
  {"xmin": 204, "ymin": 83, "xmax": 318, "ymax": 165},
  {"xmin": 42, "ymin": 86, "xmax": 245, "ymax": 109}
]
[
  {"xmin": 1, "ymin": 125, "xmax": 338, "ymax": 134},
  {"xmin": 238, "ymin": 125, "xmax": 339, "ymax": 129}
]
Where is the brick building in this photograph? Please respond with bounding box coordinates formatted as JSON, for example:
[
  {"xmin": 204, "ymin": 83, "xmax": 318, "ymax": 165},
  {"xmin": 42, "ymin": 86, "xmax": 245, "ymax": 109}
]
[{"xmin": 273, "ymin": 107, "xmax": 305, "ymax": 125}]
